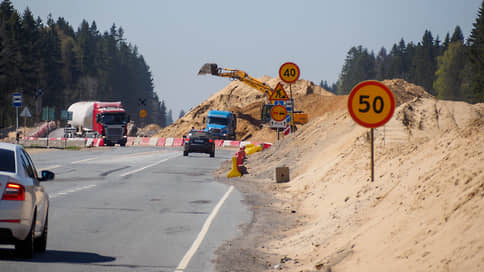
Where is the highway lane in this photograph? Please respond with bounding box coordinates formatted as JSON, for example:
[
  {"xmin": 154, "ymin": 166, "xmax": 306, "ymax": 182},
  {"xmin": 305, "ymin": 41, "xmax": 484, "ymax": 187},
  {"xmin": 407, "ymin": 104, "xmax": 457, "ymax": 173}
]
[{"xmin": 0, "ymin": 147, "xmax": 250, "ymax": 272}]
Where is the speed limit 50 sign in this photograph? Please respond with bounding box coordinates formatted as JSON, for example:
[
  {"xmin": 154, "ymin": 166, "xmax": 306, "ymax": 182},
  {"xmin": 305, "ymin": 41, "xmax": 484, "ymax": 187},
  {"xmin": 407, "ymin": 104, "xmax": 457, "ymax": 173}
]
[{"xmin": 348, "ymin": 80, "xmax": 395, "ymax": 128}]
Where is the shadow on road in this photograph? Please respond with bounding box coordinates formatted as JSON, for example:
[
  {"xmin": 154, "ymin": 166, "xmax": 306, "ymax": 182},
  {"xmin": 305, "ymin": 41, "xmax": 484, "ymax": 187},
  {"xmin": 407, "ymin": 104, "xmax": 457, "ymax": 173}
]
[{"xmin": 0, "ymin": 248, "xmax": 116, "ymax": 263}]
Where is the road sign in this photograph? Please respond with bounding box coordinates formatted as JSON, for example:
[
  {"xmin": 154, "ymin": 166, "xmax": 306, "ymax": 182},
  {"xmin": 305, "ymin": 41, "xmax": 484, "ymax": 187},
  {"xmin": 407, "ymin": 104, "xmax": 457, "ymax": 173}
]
[
  {"xmin": 269, "ymin": 83, "xmax": 289, "ymax": 101},
  {"xmin": 279, "ymin": 62, "xmax": 300, "ymax": 84},
  {"xmin": 12, "ymin": 93, "xmax": 22, "ymax": 107},
  {"xmin": 270, "ymin": 119, "xmax": 287, "ymax": 128},
  {"xmin": 20, "ymin": 107, "xmax": 31, "ymax": 118},
  {"xmin": 347, "ymin": 80, "xmax": 395, "ymax": 128},
  {"xmin": 270, "ymin": 105, "xmax": 287, "ymax": 122},
  {"xmin": 139, "ymin": 109, "xmax": 147, "ymax": 118}
]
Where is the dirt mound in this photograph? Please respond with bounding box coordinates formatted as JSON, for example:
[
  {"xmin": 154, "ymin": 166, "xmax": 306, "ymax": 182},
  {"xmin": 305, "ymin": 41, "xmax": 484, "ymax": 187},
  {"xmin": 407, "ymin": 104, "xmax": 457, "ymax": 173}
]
[
  {"xmin": 229, "ymin": 95, "xmax": 483, "ymax": 271},
  {"xmin": 382, "ymin": 78, "xmax": 434, "ymax": 106},
  {"xmin": 154, "ymin": 77, "xmax": 334, "ymax": 141},
  {"xmin": 154, "ymin": 78, "xmax": 434, "ymax": 142}
]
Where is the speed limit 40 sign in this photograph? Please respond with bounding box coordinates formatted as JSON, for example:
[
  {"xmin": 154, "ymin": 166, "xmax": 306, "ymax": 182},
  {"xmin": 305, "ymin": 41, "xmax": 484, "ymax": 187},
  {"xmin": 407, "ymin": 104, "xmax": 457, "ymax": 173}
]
[
  {"xmin": 279, "ymin": 62, "xmax": 300, "ymax": 83},
  {"xmin": 348, "ymin": 80, "xmax": 395, "ymax": 128}
]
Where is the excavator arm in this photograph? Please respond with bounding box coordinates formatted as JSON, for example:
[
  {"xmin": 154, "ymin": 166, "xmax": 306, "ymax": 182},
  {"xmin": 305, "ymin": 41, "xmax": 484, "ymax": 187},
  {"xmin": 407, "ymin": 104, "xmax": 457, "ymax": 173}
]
[{"xmin": 198, "ymin": 63, "xmax": 273, "ymax": 98}]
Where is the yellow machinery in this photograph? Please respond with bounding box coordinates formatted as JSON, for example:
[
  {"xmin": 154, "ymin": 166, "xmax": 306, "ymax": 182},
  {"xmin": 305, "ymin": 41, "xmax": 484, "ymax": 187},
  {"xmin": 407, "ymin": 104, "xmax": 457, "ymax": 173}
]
[{"xmin": 198, "ymin": 63, "xmax": 309, "ymax": 125}]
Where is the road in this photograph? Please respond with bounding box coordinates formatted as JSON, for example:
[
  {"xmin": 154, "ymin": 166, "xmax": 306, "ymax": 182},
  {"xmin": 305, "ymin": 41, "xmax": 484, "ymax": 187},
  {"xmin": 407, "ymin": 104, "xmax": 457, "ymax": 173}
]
[{"xmin": 0, "ymin": 147, "xmax": 250, "ymax": 272}]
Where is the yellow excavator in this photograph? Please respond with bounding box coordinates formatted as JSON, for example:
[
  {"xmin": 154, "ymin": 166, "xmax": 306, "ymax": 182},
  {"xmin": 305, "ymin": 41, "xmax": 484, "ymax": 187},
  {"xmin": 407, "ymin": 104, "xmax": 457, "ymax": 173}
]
[{"xmin": 198, "ymin": 63, "xmax": 308, "ymax": 125}]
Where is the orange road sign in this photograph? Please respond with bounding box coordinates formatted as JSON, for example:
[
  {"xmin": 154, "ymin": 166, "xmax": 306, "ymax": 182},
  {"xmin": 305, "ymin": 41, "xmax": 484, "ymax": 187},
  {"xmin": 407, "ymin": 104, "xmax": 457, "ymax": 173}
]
[
  {"xmin": 139, "ymin": 109, "xmax": 147, "ymax": 118},
  {"xmin": 279, "ymin": 62, "xmax": 300, "ymax": 84},
  {"xmin": 270, "ymin": 105, "xmax": 287, "ymax": 122},
  {"xmin": 269, "ymin": 83, "xmax": 289, "ymax": 101},
  {"xmin": 348, "ymin": 80, "xmax": 395, "ymax": 128}
]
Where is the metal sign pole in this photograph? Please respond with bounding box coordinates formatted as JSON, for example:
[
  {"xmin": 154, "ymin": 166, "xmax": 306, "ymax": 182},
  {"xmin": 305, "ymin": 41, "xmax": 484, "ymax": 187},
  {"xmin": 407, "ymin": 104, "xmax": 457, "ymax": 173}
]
[
  {"xmin": 371, "ymin": 128, "xmax": 374, "ymax": 182},
  {"xmin": 16, "ymin": 107, "xmax": 19, "ymax": 130}
]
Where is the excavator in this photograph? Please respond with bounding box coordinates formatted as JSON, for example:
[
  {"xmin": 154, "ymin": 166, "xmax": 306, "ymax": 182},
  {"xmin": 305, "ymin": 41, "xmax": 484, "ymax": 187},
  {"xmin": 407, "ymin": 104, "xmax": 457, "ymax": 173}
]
[{"xmin": 198, "ymin": 63, "xmax": 309, "ymax": 125}]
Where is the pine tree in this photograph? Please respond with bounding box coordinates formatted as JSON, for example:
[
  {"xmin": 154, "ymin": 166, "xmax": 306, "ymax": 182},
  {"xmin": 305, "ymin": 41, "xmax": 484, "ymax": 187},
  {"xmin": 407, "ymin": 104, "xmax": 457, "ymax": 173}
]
[
  {"xmin": 434, "ymin": 41, "xmax": 467, "ymax": 100},
  {"xmin": 451, "ymin": 26, "xmax": 464, "ymax": 43},
  {"xmin": 159, "ymin": 100, "xmax": 167, "ymax": 127},
  {"xmin": 178, "ymin": 109, "xmax": 186, "ymax": 119},
  {"xmin": 467, "ymin": 1, "xmax": 484, "ymax": 102},
  {"xmin": 166, "ymin": 109, "xmax": 173, "ymax": 126}
]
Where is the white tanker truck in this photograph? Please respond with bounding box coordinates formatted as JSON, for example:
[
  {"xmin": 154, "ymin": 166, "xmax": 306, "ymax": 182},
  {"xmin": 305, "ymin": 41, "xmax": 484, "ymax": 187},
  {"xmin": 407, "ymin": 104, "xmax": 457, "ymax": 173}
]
[{"xmin": 64, "ymin": 101, "xmax": 129, "ymax": 146}]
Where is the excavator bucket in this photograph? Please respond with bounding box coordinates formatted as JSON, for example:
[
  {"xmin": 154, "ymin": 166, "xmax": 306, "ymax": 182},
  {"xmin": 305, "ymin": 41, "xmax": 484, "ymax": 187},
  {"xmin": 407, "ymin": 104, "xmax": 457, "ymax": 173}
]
[{"xmin": 198, "ymin": 63, "xmax": 219, "ymax": 75}]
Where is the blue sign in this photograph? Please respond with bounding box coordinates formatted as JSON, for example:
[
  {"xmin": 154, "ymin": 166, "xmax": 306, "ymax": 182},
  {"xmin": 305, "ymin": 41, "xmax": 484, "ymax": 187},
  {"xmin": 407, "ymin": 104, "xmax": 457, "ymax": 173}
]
[{"xmin": 12, "ymin": 93, "xmax": 22, "ymax": 107}]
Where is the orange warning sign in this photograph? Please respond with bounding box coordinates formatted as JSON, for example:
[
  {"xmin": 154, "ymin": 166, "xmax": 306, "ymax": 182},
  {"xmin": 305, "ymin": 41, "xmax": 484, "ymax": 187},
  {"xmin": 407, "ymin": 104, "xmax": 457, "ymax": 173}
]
[{"xmin": 269, "ymin": 83, "xmax": 289, "ymax": 101}]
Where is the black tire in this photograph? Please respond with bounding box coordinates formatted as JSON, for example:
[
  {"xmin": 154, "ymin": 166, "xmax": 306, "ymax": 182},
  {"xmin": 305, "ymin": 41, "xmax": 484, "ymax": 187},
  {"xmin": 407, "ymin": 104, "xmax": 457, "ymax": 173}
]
[
  {"xmin": 210, "ymin": 152, "xmax": 215, "ymax": 158},
  {"xmin": 120, "ymin": 142, "xmax": 126, "ymax": 147},
  {"xmin": 183, "ymin": 151, "xmax": 188, "ymax": 156},
  {"xmin": 34, "ymin": 212, "xmax": 48, "ymax": 253},
  {"xmin": 15, "ymin": 216, "xmax": 35, "ymax": 258}
]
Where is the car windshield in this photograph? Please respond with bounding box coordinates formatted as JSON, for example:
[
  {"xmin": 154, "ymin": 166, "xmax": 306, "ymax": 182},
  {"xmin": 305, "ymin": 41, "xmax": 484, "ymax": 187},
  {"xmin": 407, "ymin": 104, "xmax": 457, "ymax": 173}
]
[
  {"xmin": 102, "ymin": 113, "xmax": 126, "ymax": 124},
  {"xmin": 207, "ymin": 117, "xmax": 228, "ymax": 126},
  {"xmin": 190, "ymin": 131, "xmax": 210, "ymax": 138},
  {"xmin": 0, "ymin": 149, "xmax": 15, "ymax": 173}
]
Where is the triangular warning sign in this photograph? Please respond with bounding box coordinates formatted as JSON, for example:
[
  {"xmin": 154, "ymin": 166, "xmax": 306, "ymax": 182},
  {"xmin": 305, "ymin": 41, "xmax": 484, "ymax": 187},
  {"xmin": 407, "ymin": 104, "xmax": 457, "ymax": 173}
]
[{"xmin": 269, "ymin": 83, "xmax": 289, "ymax": 101}]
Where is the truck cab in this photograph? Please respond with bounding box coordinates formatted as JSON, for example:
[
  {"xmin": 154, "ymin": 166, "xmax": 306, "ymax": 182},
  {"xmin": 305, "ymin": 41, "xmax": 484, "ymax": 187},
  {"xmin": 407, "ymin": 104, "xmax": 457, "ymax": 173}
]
[
  {"xmin": 204, "ymin": 110, "xmax": 237, "ymax": 140},
  {"xmin": 93, "ymin": 102, "xmax": 129, "ymax": 146}
]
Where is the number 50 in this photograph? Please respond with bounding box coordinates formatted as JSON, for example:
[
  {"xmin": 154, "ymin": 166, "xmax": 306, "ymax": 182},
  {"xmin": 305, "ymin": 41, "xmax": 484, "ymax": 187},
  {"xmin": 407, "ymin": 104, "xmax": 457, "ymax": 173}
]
[{"xmin": 359, "ymin": 95, "xmax": 384, "ymax": 113}]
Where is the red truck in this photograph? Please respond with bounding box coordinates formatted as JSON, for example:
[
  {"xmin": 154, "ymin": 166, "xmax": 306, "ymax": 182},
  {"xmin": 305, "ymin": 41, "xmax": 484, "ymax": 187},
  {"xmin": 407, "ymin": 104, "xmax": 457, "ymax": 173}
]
[{"xmin": 64, "ymin": 101, "xmax": 129, "ymax": 146}]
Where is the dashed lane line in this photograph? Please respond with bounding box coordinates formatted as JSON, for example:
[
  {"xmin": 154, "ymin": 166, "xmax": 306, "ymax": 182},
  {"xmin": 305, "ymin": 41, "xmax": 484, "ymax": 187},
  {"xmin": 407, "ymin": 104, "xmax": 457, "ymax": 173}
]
[{"xmin": 49, "ymin": 184, "xmax": 97, "ymax": 199}]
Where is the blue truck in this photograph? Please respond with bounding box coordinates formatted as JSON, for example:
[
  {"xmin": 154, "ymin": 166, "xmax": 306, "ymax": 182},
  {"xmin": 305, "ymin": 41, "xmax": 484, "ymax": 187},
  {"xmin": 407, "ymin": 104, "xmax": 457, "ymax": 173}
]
[{"xmin": 204, "ymin": 110, "xmax": 237, "ymax": 140}]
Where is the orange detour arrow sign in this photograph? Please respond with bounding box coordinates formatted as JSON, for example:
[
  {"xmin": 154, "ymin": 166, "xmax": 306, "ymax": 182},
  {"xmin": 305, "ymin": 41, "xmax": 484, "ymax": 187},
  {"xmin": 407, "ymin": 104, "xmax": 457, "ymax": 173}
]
[
  {"xmin": 347, "ymin": 80, "xmax": 395, "ymax": 128},
  {"xmin": 270, "ymin": 105, "xmax": 287, "ymax": 122}
]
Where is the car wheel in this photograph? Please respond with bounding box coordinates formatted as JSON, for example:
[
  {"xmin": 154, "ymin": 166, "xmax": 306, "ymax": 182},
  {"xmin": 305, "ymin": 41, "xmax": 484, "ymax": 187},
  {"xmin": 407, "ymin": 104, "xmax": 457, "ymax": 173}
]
[
  {"xmin": 210, "ymin": 152, "xmax": 215, "ymax": 158},
  {"xmin": 183, "ymin": 151, "xmax": 188, "ymax": 156},
  {"xmin": 15, "ymin": 216, "xmax": 35, "ymax": 258},
  {"xmin": 34, "ymin": 213, "xmax": 48, "ymax": 253}
]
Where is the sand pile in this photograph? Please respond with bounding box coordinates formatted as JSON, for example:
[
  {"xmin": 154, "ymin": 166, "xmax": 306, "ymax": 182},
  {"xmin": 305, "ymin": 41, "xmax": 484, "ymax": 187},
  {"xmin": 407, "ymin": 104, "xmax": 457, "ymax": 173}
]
[
  {"xmin": 238, "ymin": 84, "xmax": 484, "ymax": 271},
  {"xmin": 154, "ymin": 77, "xmax": 334, "ymax": 141}
]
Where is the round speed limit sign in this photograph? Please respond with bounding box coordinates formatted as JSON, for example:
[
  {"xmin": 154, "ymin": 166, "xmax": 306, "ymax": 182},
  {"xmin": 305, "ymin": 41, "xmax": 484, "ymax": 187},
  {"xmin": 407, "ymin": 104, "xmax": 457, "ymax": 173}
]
[
  {"xmin": 279, "ymin": 62, "xmax": 300, "ymax": 83},
  {"xmin": 348, "ymin": 80, "xmax": 395, "ymax": 128}
]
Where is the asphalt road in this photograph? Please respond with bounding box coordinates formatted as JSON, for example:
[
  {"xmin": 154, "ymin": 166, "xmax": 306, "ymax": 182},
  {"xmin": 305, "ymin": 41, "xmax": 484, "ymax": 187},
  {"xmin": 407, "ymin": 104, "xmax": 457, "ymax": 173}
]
[{"xmin": 0, "ymin": 146, "xmax": 250, "ymax": 272}]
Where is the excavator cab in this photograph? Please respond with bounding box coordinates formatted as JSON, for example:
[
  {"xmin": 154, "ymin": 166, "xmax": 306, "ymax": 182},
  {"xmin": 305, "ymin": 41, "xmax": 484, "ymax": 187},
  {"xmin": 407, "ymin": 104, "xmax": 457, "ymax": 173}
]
[{"xmin": 198, "ymin": 63, "xmax": 219, "ymax": 76}]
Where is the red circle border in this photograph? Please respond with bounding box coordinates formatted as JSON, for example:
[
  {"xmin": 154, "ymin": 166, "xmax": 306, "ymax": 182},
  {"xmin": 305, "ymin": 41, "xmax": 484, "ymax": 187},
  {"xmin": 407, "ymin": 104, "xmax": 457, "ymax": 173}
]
[
  {"xmin": 279, "ymin": 62, "xmax": 300, "ymax": 84},
  {"xmin": 347, "ymin": 80, "xmax": 395, "ymax": 128}
]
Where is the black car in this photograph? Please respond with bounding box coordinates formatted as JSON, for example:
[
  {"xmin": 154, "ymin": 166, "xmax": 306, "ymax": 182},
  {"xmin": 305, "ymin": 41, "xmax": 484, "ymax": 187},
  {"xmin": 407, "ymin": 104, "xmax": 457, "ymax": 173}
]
[{"xmin": 183, "ymin": 130, "xmax": 215, "ymax": 157}]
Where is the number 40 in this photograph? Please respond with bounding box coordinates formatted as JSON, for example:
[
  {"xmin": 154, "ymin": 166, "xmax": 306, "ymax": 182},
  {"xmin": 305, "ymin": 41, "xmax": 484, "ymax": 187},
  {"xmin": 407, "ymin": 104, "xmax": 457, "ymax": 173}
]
[{"xmin": 359, "ymin": 95, "xmax": 384, "ymax": 113}]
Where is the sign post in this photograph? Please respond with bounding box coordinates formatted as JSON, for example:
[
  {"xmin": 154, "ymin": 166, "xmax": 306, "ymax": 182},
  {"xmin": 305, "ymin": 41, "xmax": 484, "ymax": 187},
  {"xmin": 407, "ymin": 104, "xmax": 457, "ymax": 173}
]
[
  {"xmin": 279, "ymin": 62, "xmax": 300, "ymax": 134},
  {"xmin": 347, "ymin": 80, "xmax": 395, "ymax": 181}
]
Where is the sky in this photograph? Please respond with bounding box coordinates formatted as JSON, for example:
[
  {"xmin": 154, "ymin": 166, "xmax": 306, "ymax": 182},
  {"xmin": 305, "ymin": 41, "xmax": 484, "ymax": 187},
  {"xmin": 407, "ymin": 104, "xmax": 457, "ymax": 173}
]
[{"xmin": 12, "ymin": 0, "xmax": 483, "ymax": 118}]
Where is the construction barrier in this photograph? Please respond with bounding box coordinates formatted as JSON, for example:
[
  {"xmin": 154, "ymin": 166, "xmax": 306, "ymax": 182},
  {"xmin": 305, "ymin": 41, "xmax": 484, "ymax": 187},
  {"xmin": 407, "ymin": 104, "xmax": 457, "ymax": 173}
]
[
  {"xmin": 157, "ymin": 138, "xmax": 166, "ymax": 147},
  {"xmin": 165, "ymin": 138, "xmax": 174, "ymax": 147},
  {"xmin": 172, "ymin": 138, "xmax": 184, "ymax": 147},
  {"xmin": 18, "ymin": 136, "xmax": 272, "ymax": 152},
  {"xmin": 126, "ymin": 137, "xmax": 135, "ymax": 146}
]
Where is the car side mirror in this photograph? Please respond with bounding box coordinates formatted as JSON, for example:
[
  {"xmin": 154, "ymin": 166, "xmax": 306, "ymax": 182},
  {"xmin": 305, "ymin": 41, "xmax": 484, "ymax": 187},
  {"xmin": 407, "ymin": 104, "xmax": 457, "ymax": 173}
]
[{"xmin": 39, "ymin": 170, "xmax": 55, "ymax": 181}]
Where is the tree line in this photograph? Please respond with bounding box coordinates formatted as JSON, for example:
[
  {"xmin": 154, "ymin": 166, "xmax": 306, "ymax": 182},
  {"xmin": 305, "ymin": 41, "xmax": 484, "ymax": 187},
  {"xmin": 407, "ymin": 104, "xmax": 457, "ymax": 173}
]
[
  {"xmin": 322, "ymin": 1, "xmax": 484, "ymax": 104},
  {"xmin": 0, "ymin": 0, "xmax": 170, "ymax": 129}
]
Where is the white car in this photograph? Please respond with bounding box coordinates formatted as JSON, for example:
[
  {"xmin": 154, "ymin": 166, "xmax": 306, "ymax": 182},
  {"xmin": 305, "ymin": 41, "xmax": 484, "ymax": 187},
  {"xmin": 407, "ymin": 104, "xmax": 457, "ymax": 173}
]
[{"xmin": 0, "ymin": 143, "xmax": 54, "ymax": 258}]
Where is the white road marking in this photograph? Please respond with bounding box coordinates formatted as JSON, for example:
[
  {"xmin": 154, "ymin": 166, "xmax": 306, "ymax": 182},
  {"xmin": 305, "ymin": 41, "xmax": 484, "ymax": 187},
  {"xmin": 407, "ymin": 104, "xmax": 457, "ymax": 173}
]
[
  {"xmin": 40, "ymin": 165, "xmax": 62, "ymax": 170},
  {"xmin": 174, "ymin": 185, "xmax": 234, "ymax": 272},
  {"xmin": 71, "ymin": 158, "xmax": 96, "ymax": 164},
  {"xmin": 119, "ymin": 154, "xmax": 178, "ymax": 177},
  {"xmin": 49, "ymin": 184, "xmax": 97, "ymax": 199}
]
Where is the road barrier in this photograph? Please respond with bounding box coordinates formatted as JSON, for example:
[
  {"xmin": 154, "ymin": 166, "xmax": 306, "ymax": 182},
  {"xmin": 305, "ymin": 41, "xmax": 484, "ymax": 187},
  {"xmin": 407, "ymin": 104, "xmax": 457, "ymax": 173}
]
[{"xmin": 18, "ymin": 136, "xmax": 272, "ymax": 151}]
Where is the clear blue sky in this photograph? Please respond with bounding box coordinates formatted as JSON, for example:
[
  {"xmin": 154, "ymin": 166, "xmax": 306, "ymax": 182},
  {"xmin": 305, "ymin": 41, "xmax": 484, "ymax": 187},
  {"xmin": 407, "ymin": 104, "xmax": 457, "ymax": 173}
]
[{"xmin": 12, "ymin": 0, "xmax": 483, "ymax": 118}]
